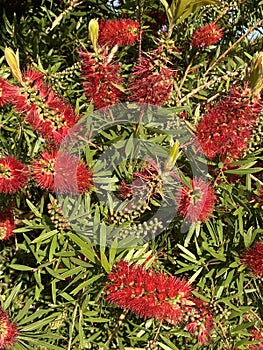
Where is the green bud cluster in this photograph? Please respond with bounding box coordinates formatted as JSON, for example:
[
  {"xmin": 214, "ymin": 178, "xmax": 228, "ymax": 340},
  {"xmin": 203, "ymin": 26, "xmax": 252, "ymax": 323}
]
[
  {"xmin": 48, "ymin": 62, "xmax": 82, "ymax": 93},
  {"xmin": 245, "ymin": 112, "xmax": 263, "ymax": 155},
  {"xmin": 118, "ymin": 218, "xmax": 164, "ymax": 239},
  {"xmin": 146, "ymin": 340, "xmax": 159, "ymax": 350},
  {"xmin": 21, "ymin": 83, "xmax": 66, "ymax": 130},
  {"xmin": 47, "ymin": 199, "xmax": 69, "ymax": 231}
]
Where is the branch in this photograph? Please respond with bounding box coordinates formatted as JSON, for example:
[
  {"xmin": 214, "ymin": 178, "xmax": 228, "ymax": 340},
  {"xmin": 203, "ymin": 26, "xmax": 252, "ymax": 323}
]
[
  {"xmin": 46, "ymin": 0, "xmax": 84, "ymax": 34},
  {"xmin": 204, "ymin": 18, "xmax": 263, "ymax": 77},
  {"xmin": 105, "ymin": 310, "xmax": 128, "ymax": 346},
  {"xmin": 179, "ymin": 70, "xmax": 240, "ymax": 104},
  {"xmin": 137, "ymin": 0, "xmax": 144, "ymax": 60}
]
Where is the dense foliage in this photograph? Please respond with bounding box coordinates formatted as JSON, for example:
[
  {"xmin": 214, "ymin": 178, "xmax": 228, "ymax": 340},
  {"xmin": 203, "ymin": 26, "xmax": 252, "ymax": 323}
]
[{"xmin": 0, "ymin": 0, "xmax": 263, "ymax": 349}]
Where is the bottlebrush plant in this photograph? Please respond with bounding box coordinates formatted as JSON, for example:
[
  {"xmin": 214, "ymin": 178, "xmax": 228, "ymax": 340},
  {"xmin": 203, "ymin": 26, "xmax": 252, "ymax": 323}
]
[{"xmin": 0, "ymin": 0, "xmax": 263, "ymax": 349}]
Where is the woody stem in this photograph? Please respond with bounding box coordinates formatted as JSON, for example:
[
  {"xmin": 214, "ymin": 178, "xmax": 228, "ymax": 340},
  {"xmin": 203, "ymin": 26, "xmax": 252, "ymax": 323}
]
[
  {"xmin": 153, "ymin": 319, "xmax": 163, "ymax": 342},
  {"xmin": 106, "ymin": 310, "xmax": 128, "ymax": 345}
]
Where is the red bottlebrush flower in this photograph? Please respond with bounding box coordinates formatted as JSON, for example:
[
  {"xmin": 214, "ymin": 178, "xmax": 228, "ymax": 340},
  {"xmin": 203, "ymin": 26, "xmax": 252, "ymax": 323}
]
[
  {"xmin": 75, "ymin": 160, "xmax": 94, "ymax": 194},
  {"xmin": 32, "ymin": 150, "xmax": 93, "ymax": 194},
  {"xmin": 196, "ymin": 86, "xmax": 262, "ymax": 161},
  {"xmin": 79, "ymin": 50, "xmax": 124, "ymax": 109},
  {"xmin": 98, "ymin": 19, "xmax": 140, "ymax": 47},
  {"xmin": 128, "ymin": 48, "xmax": 174, "ymax": 105},
  {"xmin": 249, "ymin": 327, "xmax": 263, "ymax": 350},
  {"xmin": 186, "ymin": 298, "xmax": 214, "ymax": 345},
  {"xmin": 0, "ymin": 156, "xmax": 28, "ymax": 194},
  {"xmin": 0, "ymin": 308, "xmax": 17, "ymax": 350},
  {"xmin": 242, "ymin": 241, "xmax": 263, "ymax": 277},
  {"xmin": 105, "ymin": 260, "xmax": 192, "ymax": 325},
  {"xmin": 0, "ymin": 78, "xmax": 20, "ymax": 107},
  {"xmin": 32, "ymin": 149, "xmax": 57, "ymax": 192},
  {"xmin": 0, "ymin": 209, "xmax": 15, "ymax": 241},
  {"xmin": 177, "ymin": 177, "xmax": 217, "ymax": 223},
  {"xmin": 11, "ymin": 69, "xmax": 79, "ymax": 145},
  {"xmin": 191, "ymin": 23, "xmax": 223, "ymax": 48}
]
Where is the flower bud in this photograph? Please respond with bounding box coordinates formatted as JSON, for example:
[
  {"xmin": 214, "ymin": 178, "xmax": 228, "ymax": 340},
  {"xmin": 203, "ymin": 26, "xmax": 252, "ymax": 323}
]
[
  {"xmin": 88, "ymin": 19, "xmax": 99, "ymax": 52},
  {"xmin": 4, "ymin": 47, "xmax": 22, "ymax": 83}
]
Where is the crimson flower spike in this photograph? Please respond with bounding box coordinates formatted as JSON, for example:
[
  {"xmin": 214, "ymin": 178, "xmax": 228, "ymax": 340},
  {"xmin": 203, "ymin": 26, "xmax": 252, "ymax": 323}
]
[
  {"xmin": 176, "ymin": 177, "xmax": 217, "ymax": 223},
  {"xmin": 79, "ymin": 49, "xmax": 124, "ymax": 110},
  {"xmin": 105, "ymin": 260, "xmax": 192, "ymax": 325},
  {"xmin": 242, "ymin": 241, "xmax": 263, "ymax": 278},
  {"xmin": 105, "ymin": 260, "xmax": 215, "ymax": 344},
  {"xmin": 191, "ymin": 23, "xmax": 223, "ymax": 48},
  {"xmin": 0, "ymin": 155, "xmax": 29, "ymax": 194},
  {"xmin": 0, "ymin": 308, "xmax": 17, "ymax": 350},
  {"xmin": 196, "ymin": 85, "xmax": 262, "ymax": 162},
  {"xmin": 98, "ymin": 19, "xmax": 140, "ymax": 48},
  {"xmin": 0, "ymin": 208, "xmax": 16, "ymax": 241},
  {"xmin": 128, "ymin": 47, "xmax": 174, "ymax": 106},
  {"xmin": 32, "ymin": 149, "xmax": 93, "ymax": 194}
]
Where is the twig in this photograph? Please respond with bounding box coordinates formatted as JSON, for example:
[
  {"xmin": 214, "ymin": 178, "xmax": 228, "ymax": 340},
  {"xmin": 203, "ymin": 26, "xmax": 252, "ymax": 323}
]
[
  {"xmin": 204, "ymin": 18, "xmax": 263, "ymax": 77},
  {"xmin": 177, "ymin": 51, "xmax": 199, "ymax": 104},
  {"xmin": 46, "ymin": 0, "xmax": 84, "ymax": 34},
  {"xmin": 217, "ymin": 320, "xmax": 231, "ymax": 349},
  {"xmin": 137, "ymin": 0, "xmax": 144, "ymax": 60},
  {"xmin": 206, "ymin": 92, "xmax": 220, "ymax": 103},
  {"xmin": 106, "ymin": 310, "xmax": 128, "ymax": 346},
  {"xmin": 214, "ymin": 5, "xmax": 231, "ymax": 25},
  {"xmin": 250, "ymin": 174, "xmax": 263, "ymax": 186},
  {"xmin": 68, "ymin": 303, "xmax": 78, "ymax": 350},
  {"xmin": 179, "ymin": 70, "xmax": 240, "ymax": 104},
  {"xmin": 179, "ymin": 52, "xmax": 199, "ymax": 91},
  {"xmin": 135, "ymin": 109, "xmax": 145, "ymax": 134},
  {"xmin": 153, "ymin": 319, "xmax": 163, "ymax": 341}
]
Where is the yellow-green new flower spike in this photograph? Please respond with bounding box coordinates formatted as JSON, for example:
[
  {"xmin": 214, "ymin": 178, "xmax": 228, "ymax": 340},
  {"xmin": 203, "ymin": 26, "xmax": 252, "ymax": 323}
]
[
  {"xmin": 165, "ymin": 139, "xmax": 181, "ymax": 172},
  {"xmin": 89, "ymin": 18, "xmax": 99, "ymax": 53},
  {"xmin": 248, "ymin": 51, "xmax": 263, "ymax": 96},
  {"xmin": 4, "ymin": 47, "xmax": 22, "ymax": 83}
]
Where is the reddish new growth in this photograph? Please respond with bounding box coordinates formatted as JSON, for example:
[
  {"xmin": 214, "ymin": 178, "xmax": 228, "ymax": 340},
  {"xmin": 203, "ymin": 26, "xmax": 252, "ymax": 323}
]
[
  {"xmin": 191, "ymin": 23, "xmax": 223, "ymax": 48},
  {"xmin": 79, "ymin": 50, "xmax": 124, "ymax": 109},
  {"xmin": 117, "ymin": 159, "xmax": 163, "ymax": 208},
  {"xmin": 196, "ymin": 86, "xmax": 262, "ymax": 161},
  {"xmin": 242, "ymin": 241, "xmax": 263, "ymax": 277},
  {"xmin": 186, "ymin": 298, "xmax": 214, "ymax": 345},
  {"xmin": 0, "ymin": 78, "xmax": 20, "ymax": 107},
  {"xmin": 11, "ymin": 69, "xmax": 78, "ymax": 145},
  {"xmin": 128, "ymin": 48, "xmax": 174, "ymax": 105},
  {"xmin": 0, "ymin": 308, "xmax": 17, "ymax": 350},
  {"xmin": 32, "ymin": 149, "xmax": 93, "ymax": 194},
  {"xmin": 0, "ymin": 156, "xmax": 28, "ymax": 194},
  {"xmin": 105, "ymin": 260, "xmax": 192, "ymax": 325},
  {"xmin": 0, "ymin": 209, "xmax": 15, "ymax": 241},
  {"xmin": 98, "ymin": 19, "xmax": 139, "ymax": 47},
  {"xmin": 177, "ymin": 177, "xmax": 217, "ymax": 223}
]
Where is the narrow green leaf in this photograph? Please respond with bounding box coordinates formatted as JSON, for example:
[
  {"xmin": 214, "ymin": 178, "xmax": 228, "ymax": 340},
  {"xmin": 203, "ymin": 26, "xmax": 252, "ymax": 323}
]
[
  {"xmin": 100, "ymin": 251, "xmax": 111, "ymax": 273},
  {"xmin": 9, "ymin": 264, "xmax": 34, "ymax": 271},
  {"xmin": 31, "ymin": 230, "xmax": 58, "ymax": 244},
  {"xmin": 4, "ymin": 283, "xmax": 23, "ymax": 309}
]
